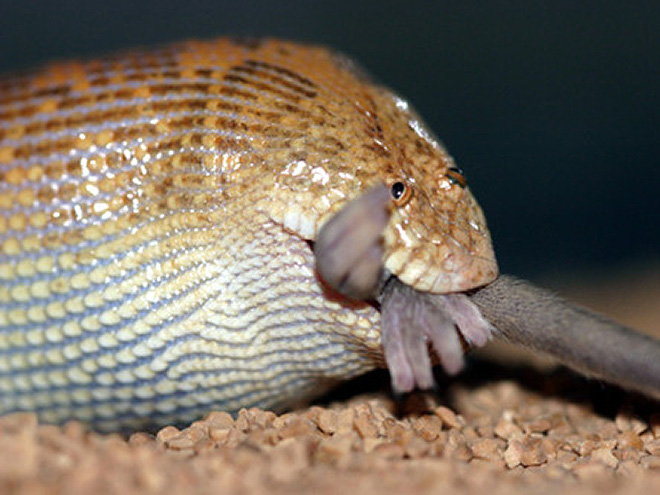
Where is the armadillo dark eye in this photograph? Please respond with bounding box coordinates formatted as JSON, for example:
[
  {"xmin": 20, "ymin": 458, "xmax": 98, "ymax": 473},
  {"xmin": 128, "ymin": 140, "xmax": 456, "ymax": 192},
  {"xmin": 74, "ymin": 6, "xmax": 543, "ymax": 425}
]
[
  {"xmin": 390, "ymin": 181, "xmax": 412, "ymax": 205},
  {"xmin": 446, "ymin": 167, "xmax": 467, "ymax": 188},
  {"xmin": 390, "ymin": 181, "xmax": 406, "ymax": 200}
]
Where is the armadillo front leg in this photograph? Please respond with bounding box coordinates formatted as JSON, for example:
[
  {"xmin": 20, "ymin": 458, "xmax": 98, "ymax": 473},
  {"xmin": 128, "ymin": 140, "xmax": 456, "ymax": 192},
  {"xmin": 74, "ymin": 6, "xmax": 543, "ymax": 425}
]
[{"xmin": 1, "ymin": 205, "xmax": 382, "ymax": 431}]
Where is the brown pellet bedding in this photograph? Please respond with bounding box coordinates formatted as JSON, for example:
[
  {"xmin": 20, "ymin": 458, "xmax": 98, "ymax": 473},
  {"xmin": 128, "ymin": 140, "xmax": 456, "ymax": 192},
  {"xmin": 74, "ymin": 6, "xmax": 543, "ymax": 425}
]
[{"xmin": 2, "ymin": 382, "xmax": 660, "ymax": 495}]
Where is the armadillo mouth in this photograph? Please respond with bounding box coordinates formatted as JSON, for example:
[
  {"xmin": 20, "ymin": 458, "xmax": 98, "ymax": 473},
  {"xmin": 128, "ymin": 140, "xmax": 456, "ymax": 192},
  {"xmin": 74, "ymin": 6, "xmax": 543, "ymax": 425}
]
[
  {"xmin": 377, "ymin": 276, "xmax": 493, "ymax": 393},
  {"xmin": 383, "ymin": 235, "xmax": 499, "ymax": 294}
]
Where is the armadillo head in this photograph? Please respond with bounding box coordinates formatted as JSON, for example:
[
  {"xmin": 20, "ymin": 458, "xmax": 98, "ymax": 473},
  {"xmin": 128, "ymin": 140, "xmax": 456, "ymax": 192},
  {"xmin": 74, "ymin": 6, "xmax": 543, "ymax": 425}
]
[
  {"xmin": 256, "ymin": 43, "xmax": 498, "ymax": 294},
  {"xmin": 372, "ymin": 92, "xmax": 498, "ymax": 294}
]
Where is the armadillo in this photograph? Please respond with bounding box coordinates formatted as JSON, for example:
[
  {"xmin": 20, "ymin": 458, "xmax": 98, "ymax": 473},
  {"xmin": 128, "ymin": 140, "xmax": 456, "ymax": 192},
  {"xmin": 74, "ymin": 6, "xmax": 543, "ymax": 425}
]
[{"xmin": 1, "ymin": 37, "xmax": 658, "ymax": 431}]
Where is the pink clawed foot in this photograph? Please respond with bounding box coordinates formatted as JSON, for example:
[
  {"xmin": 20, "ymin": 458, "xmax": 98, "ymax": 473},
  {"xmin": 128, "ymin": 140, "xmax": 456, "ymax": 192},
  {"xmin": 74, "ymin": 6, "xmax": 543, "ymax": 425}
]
[{"xmin": 380, "ymin": 279, "xmax": 493, "ymax": 394}]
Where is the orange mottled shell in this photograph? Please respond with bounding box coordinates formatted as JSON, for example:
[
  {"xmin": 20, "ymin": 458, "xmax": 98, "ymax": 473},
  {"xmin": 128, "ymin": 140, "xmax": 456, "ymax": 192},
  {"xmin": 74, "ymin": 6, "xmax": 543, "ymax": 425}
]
[
  {"xmin": 0, "ymin": 37, "xmax": 496, "ymax": 294},
  {"xmin": 0, "ymin": 37, "xmax": 498, "ymax": 428}
]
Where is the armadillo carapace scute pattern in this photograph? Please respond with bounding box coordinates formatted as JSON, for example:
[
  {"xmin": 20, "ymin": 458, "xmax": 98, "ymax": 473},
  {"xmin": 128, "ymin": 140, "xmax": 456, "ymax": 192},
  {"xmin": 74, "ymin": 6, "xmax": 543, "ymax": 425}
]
[{"xmin": 0, "ymin": 38, "xmax": 496, "ymax": 429}]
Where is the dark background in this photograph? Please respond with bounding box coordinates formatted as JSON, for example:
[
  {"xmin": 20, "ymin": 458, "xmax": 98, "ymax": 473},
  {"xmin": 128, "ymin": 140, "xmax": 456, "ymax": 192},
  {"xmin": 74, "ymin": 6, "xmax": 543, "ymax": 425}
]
[{"xmin": 1, "ymin": 1, "xmax": 658, "ymax": 281}]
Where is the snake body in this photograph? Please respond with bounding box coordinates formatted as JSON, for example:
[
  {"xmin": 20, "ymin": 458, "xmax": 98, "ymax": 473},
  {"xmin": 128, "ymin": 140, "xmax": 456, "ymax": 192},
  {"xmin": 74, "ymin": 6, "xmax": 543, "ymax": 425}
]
[{"xmin": 0, "ymin": 38, "xmax": 497, "ymax": 430}]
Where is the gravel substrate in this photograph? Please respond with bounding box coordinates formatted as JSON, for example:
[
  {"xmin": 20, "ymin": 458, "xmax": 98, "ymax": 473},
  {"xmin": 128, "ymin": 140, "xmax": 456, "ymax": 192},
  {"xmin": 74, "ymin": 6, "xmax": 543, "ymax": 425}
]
[{"xmin": 2, "ymin": 382, "xmax": 660, "ymax": 495}]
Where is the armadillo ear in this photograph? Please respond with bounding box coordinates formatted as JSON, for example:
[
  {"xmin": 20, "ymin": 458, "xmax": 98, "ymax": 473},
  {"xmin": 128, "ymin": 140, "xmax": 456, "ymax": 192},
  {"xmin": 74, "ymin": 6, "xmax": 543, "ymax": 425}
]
[{"xmin": 314, "ymin": 184, "xmax": 390, "ymax": 301}]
